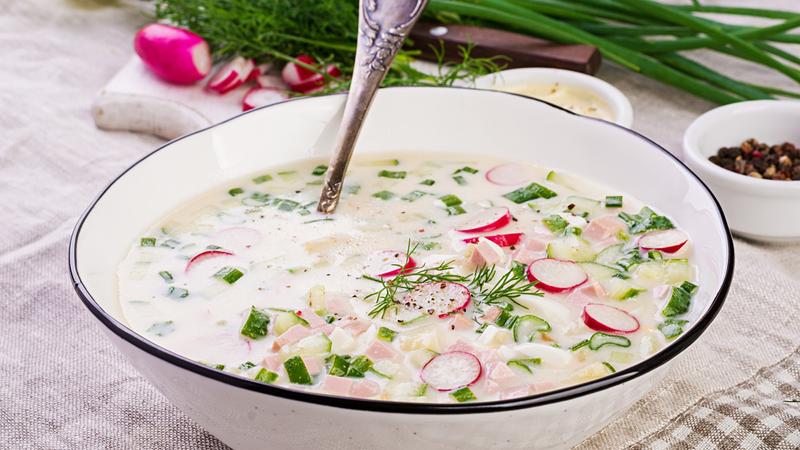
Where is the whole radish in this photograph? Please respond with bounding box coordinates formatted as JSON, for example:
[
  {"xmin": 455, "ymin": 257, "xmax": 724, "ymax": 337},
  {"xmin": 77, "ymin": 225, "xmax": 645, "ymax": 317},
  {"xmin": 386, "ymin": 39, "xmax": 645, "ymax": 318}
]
[{"xmin": 134, "ymin": 24, "xmax": 211, "ymax": 85}]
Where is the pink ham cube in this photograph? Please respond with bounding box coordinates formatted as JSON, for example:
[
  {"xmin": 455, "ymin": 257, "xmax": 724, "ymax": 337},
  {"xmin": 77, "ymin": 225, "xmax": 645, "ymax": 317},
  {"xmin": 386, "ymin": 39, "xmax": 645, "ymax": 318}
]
[
  {"xmin": 273, "ymin": 324, "xmax": 311, "ymax": 350},
  {"xmin": 365, "ymin": 340, "xmax": 397, "ymax": 361},
  {"xmin": 350, "ymin": 379, "xmax": 381, "ymax": 398},
  {"xmin": 320, "ymin": 376, "xmax": 354, "ymax": 396},
  {"xmin": 341, "ymin": 319, "xmax": 371, "ymax": 336},
  {"xmin": 325, "ymin": 296, "xmax": 354, "ymax": 316},
  {"xmin": 583, "ymin": 215, "xmax": 627, "ymax": 241},
  {"xmin": 299, "ymin": 308, "xmax": 326, "ymax": 328},
  {"xmin": 301, "ymin": 356, "xmax": 322, "ymax": 376},
  {"xmin": 262, "ymin": 354, "xmax": 281, "ymax": 371}
]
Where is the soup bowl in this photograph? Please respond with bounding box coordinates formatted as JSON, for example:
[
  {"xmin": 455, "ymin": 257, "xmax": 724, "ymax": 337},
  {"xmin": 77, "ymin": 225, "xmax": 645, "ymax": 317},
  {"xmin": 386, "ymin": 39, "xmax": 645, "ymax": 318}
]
[{"xmin": 70, "ymin": 87, "xmax": 732, "ymax": 449}]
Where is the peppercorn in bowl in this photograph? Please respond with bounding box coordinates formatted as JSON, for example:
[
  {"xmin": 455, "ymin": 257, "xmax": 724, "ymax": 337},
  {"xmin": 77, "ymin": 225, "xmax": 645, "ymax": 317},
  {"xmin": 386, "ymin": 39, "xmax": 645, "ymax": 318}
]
[{"xmin": 684, "ymin": 100, "xmax": 800, "ymax": 242}]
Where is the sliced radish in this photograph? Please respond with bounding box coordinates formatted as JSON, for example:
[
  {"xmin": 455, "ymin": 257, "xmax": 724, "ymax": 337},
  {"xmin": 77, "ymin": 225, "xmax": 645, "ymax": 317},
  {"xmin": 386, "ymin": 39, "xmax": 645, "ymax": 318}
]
[
  {"xmin": 185, "ymin": 250, "xmax": 233, "ymax": 272},
  {"xmin": 420, "ymin": 351, "xmax": 482, "ymax": 391},
  {"xmin": 364, "ymin": 250, "xmax": 416, "ymax": 278},
  {"xmin": 242, "ymin": 87, "xmax": 289, "ymax": 111},
  {"xmin": 281, "ymin": 55, "xmax": 340, "ymax": 93},
  {"xmin": 257, "ymin": 74, "xmax": 288, "ymax": 90},
  {"xmin": 462, "ymin": 232, "xmax": 523, "ymax": 247},
  {"xmin": 638, "ymin": 229, "xmax": 688, "ymax": 254},
  {"xmin": 527, "ymin": 258, "xmax": 588, "ymax": 293},
  {"xmin": 401, "ymin": 282, "xmax": 471, "ymax": 318},
  {"xmin": 207, "ymin": 57, "xmax": 251, "ymax": 94},
  {"xmin": 582, "ymin": 303, "xmax": 640, "ymax": 334},
  {"xmin": 133, "ymin": 24, "xmax": 211, "ymax": 85},
  {"xmin": 485, "ymin": 163, "xmax": 539, "ymax": 186},
  {"xmin": 456, "ymin": 207, "xmax": 512, "ymax": 233}
]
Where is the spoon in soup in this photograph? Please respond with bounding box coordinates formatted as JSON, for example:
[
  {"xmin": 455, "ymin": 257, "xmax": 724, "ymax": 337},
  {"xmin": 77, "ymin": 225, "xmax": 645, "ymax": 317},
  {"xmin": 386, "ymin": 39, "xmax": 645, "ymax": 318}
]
[{"xmin": 317, "ymin": 0, "xmax": 428, "ymax": 214}]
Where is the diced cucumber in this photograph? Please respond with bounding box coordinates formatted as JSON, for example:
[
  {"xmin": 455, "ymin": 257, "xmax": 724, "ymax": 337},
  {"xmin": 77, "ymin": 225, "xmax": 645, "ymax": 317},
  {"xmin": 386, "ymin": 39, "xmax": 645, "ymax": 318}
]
[
  {"xmin": 545, "ymin": 170, "xmax": 576, "ymax": 190},
  {"xmin": 254, "ymin": 368, "xmax": 279, "ymax": 384},
  {"xmin": 632, "ymin": 259, "xmax": 692, "ymax": 288},
  {"xmin": 595, "ymin": 244, "xmax": 625, "ymax": 266},
  {"xmin": 274, "ymin": 311, "xmax": 309, "ymax": 336},
  {"xmin": 547, "ymin": 234, "xmax": 596, "ymax": 262},
  {"xmin": 295, "ymin": 333, "xmax": 332, "ymax": 355},
  {"xmin": 565, "ymin": 196, "xmax": 601, "ymax": 218},
  {"xmin": 588, "ymin": 332, "xmax": 631, "ymax": 350},
  {"xmin": 284, "ymin": 356, "xmax": 313, "ymax": 385},
  {"xmin": 513, "ymin": 315, "xmax": 551, "ymax": 343},
  {"xmin": 450, "ymin": 387, "xmax": 477, "ymax": 402},
  {"xmin": 579, "ymin": 262, "xmax": 641, "ymax": 300},
  {"xmin": 306, "ymin": 284, "xmax": 326, "ymax": 311}
]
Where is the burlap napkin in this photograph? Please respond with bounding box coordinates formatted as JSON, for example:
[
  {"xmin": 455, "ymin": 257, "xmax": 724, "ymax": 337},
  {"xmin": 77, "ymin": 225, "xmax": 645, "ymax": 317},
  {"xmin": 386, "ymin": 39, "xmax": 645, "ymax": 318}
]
[{"xmin": 0, "ymin": 0, "xmax": 797, "ymax": 448}]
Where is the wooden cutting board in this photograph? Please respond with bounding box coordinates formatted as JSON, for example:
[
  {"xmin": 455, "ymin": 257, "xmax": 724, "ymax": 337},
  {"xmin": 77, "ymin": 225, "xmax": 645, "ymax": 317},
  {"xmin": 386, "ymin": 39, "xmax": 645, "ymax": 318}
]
[{"xmin": 92, "ymin": 26, "xmax": 601, "ymax": 140}]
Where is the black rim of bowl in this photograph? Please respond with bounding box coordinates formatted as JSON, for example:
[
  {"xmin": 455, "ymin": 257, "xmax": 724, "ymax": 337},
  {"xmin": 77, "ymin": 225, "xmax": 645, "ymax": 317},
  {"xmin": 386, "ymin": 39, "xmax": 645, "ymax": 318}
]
[{"xmin": 69, "ymin": 86, "xmax": 734, "ymax": 414}]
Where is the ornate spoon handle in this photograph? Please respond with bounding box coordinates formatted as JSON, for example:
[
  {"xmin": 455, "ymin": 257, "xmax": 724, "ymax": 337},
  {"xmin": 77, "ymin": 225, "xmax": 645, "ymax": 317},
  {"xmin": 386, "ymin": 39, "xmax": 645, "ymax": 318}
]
[{"xmin": 317, "ymin": 0, "xmax": 428, "ymax": 213}]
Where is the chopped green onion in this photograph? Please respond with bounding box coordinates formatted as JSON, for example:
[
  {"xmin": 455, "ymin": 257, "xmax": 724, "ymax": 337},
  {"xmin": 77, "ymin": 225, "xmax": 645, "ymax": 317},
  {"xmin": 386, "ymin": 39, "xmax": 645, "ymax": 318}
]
[
  {"xmin": 240, "ymin": 307, "xmax": 270, "ymax": 339},
  {"xmin": 401, "ymin": 190, "xmax": 427, "ymax": 202},
  {"xmin": 146, "ymin": 321, "xmax": 175, "ymax": 337},
  {"xmin": 566, "ymin": 226, "xmax": 582, "ymax": 236},
  {"xmin": 618, "ymin": 207, "xmax": 674, "ymax": 234},
  {"xmin": 449, "ymin": 387, "xmax": 477, "ymax": 402},
  {"xmin": 214, "ymin": 267, "xmax": 244, "ymax": 284},
  {"xmin": 662, "ymin": 282, "xmax": 698, "ymax": 317},
  {"xmin": 377, "ymin": 327, "xmax": 397, "ymax": 342},
  {"xmin": 503, "ymin": 182, "xmax": 557, "ymax": 204},
  {"xmin": 369, "ymin": 367, "xmax": 392, "ymax": 379},
  {"xmin": 454, "ymin": 166, "xmax": 479, "ymax": 174},
  {"xmin": 243, "ymin": 192, "xmax": 270, "ymax": 206},
  {"xmin": 277, "ymin": 170, "xmax": 297, "ymax": 177},
  {"xmin": 420, "ymin": 179, "xmax": 436, "ymax": 186},
  {"xmin": 254, "ymin": 368, "xmax": 279, "ymax": 384},
  {"xmin": 378, "ymin": 170, "xmax": 407, "ymax": 179},
  {"xmin": 228, "ymin": 187, "xmax": 244, "ymax": 196},
  {"xmin": 439, "ymin": 194, "xmax": 463, "ymax": 207},
  {"xmin": 158, "ymin": 271, "xmax": 173, "ymax": 283},
  {"xmin": 239, "ymin": 361, "xmax": 256, "ymax": 370},
  {"xmin": 284, "ymin": 356, "xmax": 313, "ymax": 385},
  {"xmin": 140, "ymin": 237, "xmax": 156, "ymax": 247},
  {"xmin": 452, "ymin": 175, "xmax": 467, "ymax": 185},
  {"xmin": 511, "ymin": 261, "xmax": 526, "ymax": 278},
  {"xmin": 344, "ymin": 184, "xmax": 361, "ymax": 194},
  {"xmin": 543, "ymin": 215, "xmax": 569, "ymax": 233},
  {"xmin": 648, "ymin": 250, "xmax": 663, "ymax": 260},
  {"xmin": 618, "ymin": 288, "xmax": 642, "ymax": 300},
  {"xmin": 303, "ymin": 217, "xmax": 335, "ymax": 224},
  {"xmin": 446, "ymin": 205, "xmax": 467, "ymax": 216},
  {"xmin": 420, "ymin": 241, "xmax": 440, "ymax": 251},
  {"xmin": 602, "ymin": 362, "xmax": 617, "ymax": 373},
  {"xmin": 311, "ymin": 165, "xmax": 327, "ymax": 176},
  {"xmin": 167, "ymin": 286, "xmax": 189, "ymax": 299},
  {"xmin": 252, "ymin": 174, "xmax": 272, "ymax": 184},
  {"xmin": 275, "ymin": 198, "xmax": 300, "ymax": 211},
  {"xmin": 507, "ymin": 358, "xmax": 541, "ymax": 374},
  {"xmin": 372, "ymin": 190, "xmax": 395, "ymax": 200},
  {"xmin": 605, "ymin": 195, "xmax": 623, "ymax": 208},
  {"xmin": 658, "ymin": 318, "xmax": 689, "ymax": 339},
  {"xmin": 326, "ymin": 354, "xmax": 351, "ymax": 377},
  {"xmin": 306, "ymin": 179, "xmax": 323, "ymax": 186},
  {"xmin": 345, "ymin": 355, "xmax": 373, "ymax": 378},
  {"xmin": 160, "ymin": 238, "xmax": 180, "ymax": 249}
]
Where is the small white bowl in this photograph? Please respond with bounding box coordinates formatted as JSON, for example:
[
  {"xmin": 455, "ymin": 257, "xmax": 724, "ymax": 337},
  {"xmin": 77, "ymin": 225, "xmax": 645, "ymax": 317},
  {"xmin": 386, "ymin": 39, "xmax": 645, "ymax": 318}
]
[
  {"xmin": 473, "ymin": 68, "xmax": 634, "ymax": 127},
  {"xmin": 683, "ymin": 100, "xmax": 800, "ymax": 242}
]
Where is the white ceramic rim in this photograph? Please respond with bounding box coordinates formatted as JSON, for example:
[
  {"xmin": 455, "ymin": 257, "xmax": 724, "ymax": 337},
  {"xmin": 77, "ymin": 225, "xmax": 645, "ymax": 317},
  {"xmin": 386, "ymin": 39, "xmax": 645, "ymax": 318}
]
[
  {"xmin": 683, "ymin": 99, "xmax": 800, "ymax": 196},
  {"xmin": 473, "ymin": 67, "xmax": 634, "ymax": 127},
  {"xmin": 69, "ymin": 86, "xmax": 733, "ymax": 415}
]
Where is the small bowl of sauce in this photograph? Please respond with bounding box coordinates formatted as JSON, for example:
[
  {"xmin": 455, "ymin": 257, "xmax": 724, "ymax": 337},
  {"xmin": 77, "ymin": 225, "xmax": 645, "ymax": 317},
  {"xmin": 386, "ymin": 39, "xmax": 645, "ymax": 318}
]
[{"xmin": 473, "ymin": 68, "xmax": 634, "ymax": 127}]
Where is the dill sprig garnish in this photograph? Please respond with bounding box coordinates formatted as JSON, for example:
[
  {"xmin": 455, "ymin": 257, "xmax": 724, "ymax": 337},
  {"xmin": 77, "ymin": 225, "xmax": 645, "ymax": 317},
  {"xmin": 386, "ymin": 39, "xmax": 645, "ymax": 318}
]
[{"xmin": 363, "ymin": 241, "xmax": 541, "ymax": 318}]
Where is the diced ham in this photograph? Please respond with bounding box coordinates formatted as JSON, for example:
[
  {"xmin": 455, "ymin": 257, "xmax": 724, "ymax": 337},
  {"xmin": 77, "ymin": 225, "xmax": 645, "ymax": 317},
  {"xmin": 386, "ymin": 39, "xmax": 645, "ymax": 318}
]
[
  {"xmin": 299, "ymin": 309, "xmax": 326, "ymax": 328},
  {"xmin": 320, "ymin": 375, "xmax": 354, "ymax": 396},
  {"xmin": 580, "ymin": 281, "xmax": 606, "ymax": 298},
  {"xmin": 481, "ymin": 306, "xmax": 503, "ymax": 323},
  {"xmin": 512, "ymin": 236, "xmax": 547, "ymax": 264},
  {"xmin": 341, "ymin": 319, "xmax": 371, "ymax": 336},
  {"xmin": 447, "ymin": 340, "xmax": 477, "ymax": 354},
  {"xmin": 566, "ymin": 290, "xmax": 593, "ymax": 307},
  {"xmin": 301, "ymin": 356, "xmax": 322, "ymax": 376},
  {"xmin": 476, "ymin": 237, "xmax": 505, "ymax": 266},
  {"xmin": 652, "ymin": 284, "xmax": 670, "ymax": 299},
  {"xmin": 488, "ymin": 361, "xmax": 518, "ymax": 384},
  {"xmin": 365, "ymin": 340, "xmax": 398, "ymax": 361},
  {"xmin": 350, "ymin": 379, "xmax": 381, "ymax": 398},
  {"xmin": 325, "ymin": 296, "xmax": 354, "ymax": 316},
  {"xmin": 583, "ymin": 215, "xmax": 627, "ymax": 241},
  {"xmin": 262, "ymin": 354, "xmax": 281, "ymax": 372},
  {"xmin": 449, "ymin": 314, "xmax": 474, "ymax": 331},
  {"xmin": 500, "ymin": 386, "xmax": 531, "ymax": 400},
  {"xmin": 273, "ymin": 324, "xmax": 311, "ymax": 350},
  {"xmin": 317, "ymin": 324, "xmax": 336, "ymax": 336},
  {"xmin": 483, "ymin": 379, "xmax": 502, "ymax": 395},
  {"xmin": 531, "ymin": 382, "xmax": 556, "ymax": 393},
  {"xmin": 477, "ymin": 349, "xmax": 501, "ymax": 365}
]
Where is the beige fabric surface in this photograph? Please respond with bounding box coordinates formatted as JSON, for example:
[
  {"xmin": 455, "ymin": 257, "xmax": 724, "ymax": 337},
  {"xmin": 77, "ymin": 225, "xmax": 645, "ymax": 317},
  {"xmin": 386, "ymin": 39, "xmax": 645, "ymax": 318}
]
[{"xmin": 0, "ymin": 0, "xmax": 798, "ymax": 449}]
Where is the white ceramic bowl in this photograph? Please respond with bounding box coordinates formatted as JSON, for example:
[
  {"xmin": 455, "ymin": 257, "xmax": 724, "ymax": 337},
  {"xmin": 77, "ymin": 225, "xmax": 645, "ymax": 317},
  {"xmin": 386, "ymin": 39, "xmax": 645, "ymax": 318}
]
[
  {"xmin": 70, "ymin": 87, "xmax": 731, "ymax": 450},
  {"xmin": 473, "ymin": 68, "xmax": 634, "ymax": 127},
  {"xmin": 683, "ymin": 100, "xmax": 800, "ymax": 242}
]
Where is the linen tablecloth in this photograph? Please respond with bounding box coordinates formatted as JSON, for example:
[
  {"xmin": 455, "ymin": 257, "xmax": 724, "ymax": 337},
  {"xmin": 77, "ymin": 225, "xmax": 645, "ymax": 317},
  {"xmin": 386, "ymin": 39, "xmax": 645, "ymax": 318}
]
[{"xmin": 0, "ymin": 0, "xmax": 798, "ymax": 448}]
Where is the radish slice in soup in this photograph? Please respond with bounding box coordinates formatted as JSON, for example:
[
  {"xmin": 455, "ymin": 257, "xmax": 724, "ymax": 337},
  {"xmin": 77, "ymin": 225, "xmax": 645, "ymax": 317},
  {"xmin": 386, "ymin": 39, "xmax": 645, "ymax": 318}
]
[
  {"xmin": 401, "ymin": 282, "xmax": 470, "ymax": 318},
  {"xmin": 420, "ymin": 351, "xmax": 482, "ymax": 391},
  {"xmin": 582, "ymin": 303, "xmax": 640, "ymax": 334},
  {"xmin": 365, "ymin": 250, "xmax": 416, "ymax": 278},
  {"xmin": 456, "ymin": 207, "xmax": 512, "ymax": 233},
  {"xmin": 462, "ymin": 232, "xmax": 523, "ymax": 247},
  {"xmin": 638, "ymin": 229, "xmax": 688, "ymax": 253},
  {"xmin": 527, "ymin": 258, "xmax": 587, "ymax": 293},
  {"xmin": 185, "ymin": 250, "xmax": 233, "ymax": 272},
  {"xmin": 485, "ymin": 163, "xmax": 538, "ymax": 186}
]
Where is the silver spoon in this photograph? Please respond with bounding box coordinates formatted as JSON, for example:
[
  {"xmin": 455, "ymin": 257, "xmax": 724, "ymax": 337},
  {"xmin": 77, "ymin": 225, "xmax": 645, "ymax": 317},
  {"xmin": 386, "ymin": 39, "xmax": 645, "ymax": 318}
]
[{"xmin": 317, "ymin": 0, "xmax": 428, "ymax": 213}]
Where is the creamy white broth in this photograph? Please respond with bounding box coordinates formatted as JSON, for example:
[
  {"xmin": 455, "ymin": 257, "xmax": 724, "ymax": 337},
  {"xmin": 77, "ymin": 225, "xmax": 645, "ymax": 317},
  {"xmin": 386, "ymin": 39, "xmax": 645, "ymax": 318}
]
[{"xmin": 118, "ymin": 153, "xmax": 697, "ymax": 403}]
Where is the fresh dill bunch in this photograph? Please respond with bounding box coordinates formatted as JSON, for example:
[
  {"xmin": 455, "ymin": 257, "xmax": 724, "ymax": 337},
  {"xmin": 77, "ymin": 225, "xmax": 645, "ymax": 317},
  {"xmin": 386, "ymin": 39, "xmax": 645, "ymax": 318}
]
[{"xmin": 477, "ymin": 266, "xmax": 541, "ymax": 308}]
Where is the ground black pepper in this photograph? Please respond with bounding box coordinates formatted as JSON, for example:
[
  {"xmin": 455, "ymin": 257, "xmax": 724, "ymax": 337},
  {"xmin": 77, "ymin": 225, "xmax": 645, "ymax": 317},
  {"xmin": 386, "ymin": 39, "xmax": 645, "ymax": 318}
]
[{"xmin": 709, "ymin": 138, "xmax": 800, "ymax": 180}]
